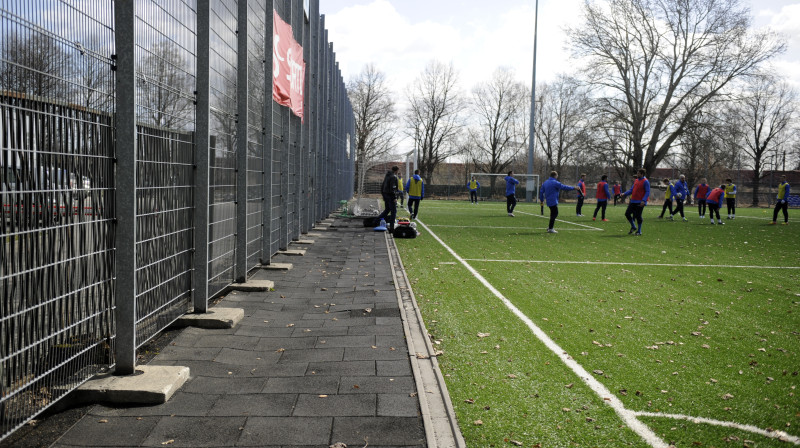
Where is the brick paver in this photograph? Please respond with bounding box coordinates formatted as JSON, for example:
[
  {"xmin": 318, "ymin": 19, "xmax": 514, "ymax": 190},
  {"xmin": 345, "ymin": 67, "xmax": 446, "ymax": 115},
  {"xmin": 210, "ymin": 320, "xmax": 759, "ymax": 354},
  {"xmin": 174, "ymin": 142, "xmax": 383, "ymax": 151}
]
[{"xmin": 51, "ymin": 219, "xmax": 426, "ymax": 447}]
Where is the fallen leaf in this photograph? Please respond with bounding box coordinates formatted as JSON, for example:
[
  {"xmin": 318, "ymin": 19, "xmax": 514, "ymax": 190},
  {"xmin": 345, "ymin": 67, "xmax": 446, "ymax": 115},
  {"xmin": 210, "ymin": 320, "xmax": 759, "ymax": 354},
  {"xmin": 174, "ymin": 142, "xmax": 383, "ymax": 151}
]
[
  {"xmin": 565, "ymin": 383, "xmax": 574, "ymax": 389},
  {"xmin": 507, "ymin": 374, "xmax": 517, "ymax": 379},
  {"xmin": 473, "ymin": 420, "xmax": 483, "ymax": 426},
  {"xmin": 722, "ymin": 393, "xmax": 734, "ymax": 400},
  {"xmin": 593, "ymin": 370, "xmax": 604, "ymax": 375},
  {"xmin": 510, "ymin": 440, "xmax": 523, "ymax": 446},
  {"xmin": 98, "ymin": 419, "xmax": 108, "ymax": 423},
  {"xmin": 319, "ymin": 394, "xmax": 328, "ymax": 398},
  {"xmin": 286, "ymin": 323, "xmax": 295, "ymax": 327},
  {"xmin": 477, "ymin": 332, "xmax": 490, "ymax": 338},
  {"xmin": 465, "ymin": 399, "xmax": 475, "ymax": 404},
  {"xmin": 161, "ymin": 440, "xmax": 175, "ymax": 446}
]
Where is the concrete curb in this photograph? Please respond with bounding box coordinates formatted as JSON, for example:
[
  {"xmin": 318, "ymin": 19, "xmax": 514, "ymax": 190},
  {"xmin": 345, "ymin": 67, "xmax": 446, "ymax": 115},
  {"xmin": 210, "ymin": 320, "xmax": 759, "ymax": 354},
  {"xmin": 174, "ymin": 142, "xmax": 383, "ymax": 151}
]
[
  {"xmin": 228, "ymin": 280, "xmax": 275, "ymax": 291},
  {"xmin": 74, "ymin": 365, "xmax": 190, "ymax": 405},
  {"xmin": 259, "ymin": 262, "xmax": 293, "ymax": 270},
  {"xmin": 172, "ymin": 307, "xmax": 244, "ymax": 329},
  {"xmin": 385, "ymin": 233, "xmax": 466, "ymax": 448}
]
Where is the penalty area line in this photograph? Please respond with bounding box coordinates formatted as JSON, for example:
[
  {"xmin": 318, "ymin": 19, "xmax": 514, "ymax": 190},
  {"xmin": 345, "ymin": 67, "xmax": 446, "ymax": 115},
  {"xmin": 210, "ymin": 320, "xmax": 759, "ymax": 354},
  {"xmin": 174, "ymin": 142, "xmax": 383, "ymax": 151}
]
[
  {"xmin": 416, "ymin": 219, "xmax": 669, "ymax": 448},
  {"xmin": 461, "ymin": 259, "xmax": 800, "ymax": 270}
]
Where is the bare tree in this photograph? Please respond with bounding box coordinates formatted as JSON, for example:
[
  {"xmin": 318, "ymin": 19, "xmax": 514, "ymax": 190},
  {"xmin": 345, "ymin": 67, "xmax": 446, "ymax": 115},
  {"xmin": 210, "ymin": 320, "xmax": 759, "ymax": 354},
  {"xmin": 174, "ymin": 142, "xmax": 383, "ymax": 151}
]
[
  {"xmin": 725, "ymin": 76, "xmax": 797, "ymax": 206},
  {"xmin": 535, "ymin": 75, "xmax": 591, "ymax": 175},
  {"xmin": 348, "ymin": 64, "xmax": 397, "ymax": 196},
  {"xmin": 1, "ymin": 31, "xmax": 71, "ymax": 99},
  {"xmin": 467, "ymin": 67, "xmax": 530, "ymax": 192},
  {"xmin": 406, "ymin": 60, "xmax": 464, "ymax": 182},
  {"xmin": 136, "ymin": 41, "xmax": 195, "ymax": 130},
  {"xmin": 72, "ymin": 35, "xmax": 114, "ymax": 113},
  {"xmin": 568, "ymin": 0, "xmax": 785, "ymax": 178},
  {"xmin": 663, "ymin": 103, "xmax": 735, "ymax": 190}
]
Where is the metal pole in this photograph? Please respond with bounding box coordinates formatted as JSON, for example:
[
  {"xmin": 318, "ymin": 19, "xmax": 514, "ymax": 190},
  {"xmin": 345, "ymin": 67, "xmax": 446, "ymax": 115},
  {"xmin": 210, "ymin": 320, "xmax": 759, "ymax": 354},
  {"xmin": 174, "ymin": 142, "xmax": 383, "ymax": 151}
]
[
  {"xmin": 193, "ymin": 0, "xmax": 211, "ymax": 312},
  {"xmin": 262, "ymin": 1, "xmax": 275, "ymax": 263},
  {"xmin": 234, "ymin": 0, "xmax": 249, "ymax": 283},
  {"xmin": 113, "ymin": 1, "xmax": 138, "ymax": 375},
  {"xmin": 526, "ymin": 0, "xmax": 539, "ymax": 203}
]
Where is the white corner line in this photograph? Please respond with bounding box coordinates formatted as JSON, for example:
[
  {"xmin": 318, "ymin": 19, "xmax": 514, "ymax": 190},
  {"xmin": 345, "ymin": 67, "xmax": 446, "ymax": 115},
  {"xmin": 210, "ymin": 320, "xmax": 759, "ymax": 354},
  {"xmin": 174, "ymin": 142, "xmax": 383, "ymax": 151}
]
[
  {"xmin": 633, "ymin": 412, "xmax": 800, "ymax": 445},
  {"xmin": 460, "ymin": 259, "xmax": 800, "ymax": 270},
  {"xmin": 416, "ymin": 219, "xmax": 669, "ymax": 448}
]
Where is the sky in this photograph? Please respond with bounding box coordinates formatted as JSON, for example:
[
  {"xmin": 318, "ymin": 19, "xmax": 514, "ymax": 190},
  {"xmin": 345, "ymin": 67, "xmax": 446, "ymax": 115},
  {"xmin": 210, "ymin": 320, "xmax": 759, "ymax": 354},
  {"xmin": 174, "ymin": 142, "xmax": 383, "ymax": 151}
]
[{"xmin": 319, "ymin": 0, "xmax": 800, "ymax": 102}]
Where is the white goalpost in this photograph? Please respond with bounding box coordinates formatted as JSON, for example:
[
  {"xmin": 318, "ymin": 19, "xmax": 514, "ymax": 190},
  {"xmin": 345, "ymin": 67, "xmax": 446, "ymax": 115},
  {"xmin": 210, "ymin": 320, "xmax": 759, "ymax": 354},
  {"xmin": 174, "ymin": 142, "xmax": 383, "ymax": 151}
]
[{"xmin": 470, "ymin": 173, "xmax": 540, "ymax": 202}]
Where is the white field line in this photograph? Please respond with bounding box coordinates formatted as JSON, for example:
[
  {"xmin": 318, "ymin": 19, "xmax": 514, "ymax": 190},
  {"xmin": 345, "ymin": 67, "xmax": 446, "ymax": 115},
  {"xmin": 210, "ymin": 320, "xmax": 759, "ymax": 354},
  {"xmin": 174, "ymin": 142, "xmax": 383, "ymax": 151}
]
[
  {"xmin": 461, "ymin": 259, "xmax": 800, "ymax": 270},
  {"xmin": 634, "ymin": 412, "xmax": 800, "ymax": 445},
  {"xmin": 427, "ymin": 225, "xmax": 599, "ymax": 231},
  {"xmin": 515, "ymin": 209, "xmax": 605, "ymax": 230},
  {"xmin": 416, "ymin": 219, "xmax": 670, "ymax": 448}
]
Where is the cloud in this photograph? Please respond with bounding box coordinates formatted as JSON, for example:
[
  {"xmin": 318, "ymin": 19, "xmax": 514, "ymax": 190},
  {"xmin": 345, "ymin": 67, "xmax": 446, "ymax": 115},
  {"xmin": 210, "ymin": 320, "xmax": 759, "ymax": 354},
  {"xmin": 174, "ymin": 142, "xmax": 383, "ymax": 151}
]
[
  {"xmin": 753, "ymin": 3, "xmax": 800, "ymax": 87},
  {"xmin": 325, "ymin": 0, "xmax": 585, "ymax": 101}
]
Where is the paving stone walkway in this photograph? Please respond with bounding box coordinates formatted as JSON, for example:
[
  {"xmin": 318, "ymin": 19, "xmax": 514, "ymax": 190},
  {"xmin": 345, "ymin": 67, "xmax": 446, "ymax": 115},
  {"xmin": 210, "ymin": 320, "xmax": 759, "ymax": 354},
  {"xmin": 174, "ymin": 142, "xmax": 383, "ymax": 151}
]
[{"xmin": 51, "ymin": 219, "xmax": 428, "ymax": 447}]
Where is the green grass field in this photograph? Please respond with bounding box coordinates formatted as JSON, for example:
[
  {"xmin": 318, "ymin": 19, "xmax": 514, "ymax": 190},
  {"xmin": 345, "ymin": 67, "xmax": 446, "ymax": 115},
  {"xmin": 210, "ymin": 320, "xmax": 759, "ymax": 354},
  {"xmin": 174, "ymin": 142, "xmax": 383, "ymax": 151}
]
[{"xmin": 394, "ymin": 199, "xmax": 800, "ymax": 448}]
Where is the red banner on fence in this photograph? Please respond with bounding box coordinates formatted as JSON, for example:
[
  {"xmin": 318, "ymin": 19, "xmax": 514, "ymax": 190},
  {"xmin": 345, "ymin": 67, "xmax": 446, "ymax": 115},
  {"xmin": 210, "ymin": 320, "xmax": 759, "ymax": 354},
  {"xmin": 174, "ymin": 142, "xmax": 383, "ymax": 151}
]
[{"xmin": 273, "ymin": 10, "xmax": 305, "ymax": 121}]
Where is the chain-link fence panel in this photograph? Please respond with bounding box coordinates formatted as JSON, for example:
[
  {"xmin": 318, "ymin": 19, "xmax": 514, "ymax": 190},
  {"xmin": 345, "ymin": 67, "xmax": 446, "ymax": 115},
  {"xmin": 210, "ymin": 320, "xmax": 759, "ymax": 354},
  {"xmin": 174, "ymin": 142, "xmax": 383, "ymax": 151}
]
[{"xmin": 0, "ymin": 0, "xmax": 116, "ymax": 437}]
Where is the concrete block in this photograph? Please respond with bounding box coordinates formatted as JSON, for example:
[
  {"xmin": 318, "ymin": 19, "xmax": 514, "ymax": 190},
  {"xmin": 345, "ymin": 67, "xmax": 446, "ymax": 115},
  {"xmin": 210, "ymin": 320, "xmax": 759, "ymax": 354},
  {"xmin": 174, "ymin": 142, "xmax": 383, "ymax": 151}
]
[
  {"xmin": 277, "ymin": 249, "xmax": 306, "ymax": 256},
  {"xmin": 75, "ymin": 365, "xmax": 190, "ymax": 405},
  {"xmin": 229, "ymin": 280, "xmax": 274, "ymax": 291},
  {"xmin": 173, "ymin": 307, "xmax": 244, "ymax": 329},
  {"xmin": 259, "ymin": 262, "xmax": 293, "ymax": 270}
]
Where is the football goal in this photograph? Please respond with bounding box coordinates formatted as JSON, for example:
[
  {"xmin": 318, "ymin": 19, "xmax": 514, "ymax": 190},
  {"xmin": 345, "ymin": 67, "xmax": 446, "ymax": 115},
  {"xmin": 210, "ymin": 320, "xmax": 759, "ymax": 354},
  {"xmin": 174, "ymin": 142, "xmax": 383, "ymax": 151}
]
[{"xmin": 469, "ymin": 173, "xmax": 540, "ymax": 202}]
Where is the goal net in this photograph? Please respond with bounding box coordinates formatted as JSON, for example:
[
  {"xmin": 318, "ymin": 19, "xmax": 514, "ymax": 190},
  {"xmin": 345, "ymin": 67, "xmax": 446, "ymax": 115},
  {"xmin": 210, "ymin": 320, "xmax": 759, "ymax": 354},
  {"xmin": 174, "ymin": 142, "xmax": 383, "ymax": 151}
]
[{"xmin": 469, "ymin": 173, "xmax": 540, "ymax": 202}]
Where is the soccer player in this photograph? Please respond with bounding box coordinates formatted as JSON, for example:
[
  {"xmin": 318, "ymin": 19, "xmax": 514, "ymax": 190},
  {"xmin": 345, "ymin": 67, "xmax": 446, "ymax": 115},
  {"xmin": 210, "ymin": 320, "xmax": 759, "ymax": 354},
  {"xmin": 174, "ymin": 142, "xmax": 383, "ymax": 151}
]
[
  {"xmin": 505, "ymin": 171, "xmax": 520, "ymax": 217},
  {"xmin": 725, "ymin": 178, "xmax": 737, "ymax": 219},
  {"xmin": 694, "ymin": 178, "xmax": 709, "ymax": 218},
  {"xmin": 539, "ymin": 170, "xmax": 577, "ymax": 233},
  {"xmin": 658, "ymin": 178, "xmax": 674, "ymax": 219},
  {"xmin": 706, "ymin": 185, "xmax": 726, "ymax": 225},
  {"xmin": 613, "ymin": 181, "xmax": 622, "ymax": 206},
  {"xmin": 592, "ymin": 175, "xmax": 611, "ymax": 221},
  {"xmin": 468, "ymin": 176, "xmax": 480, "ymax": 204},
  {"xmin": 377, "ymin": 166, "xmax": 399, "ymax": 232},
  {"xmin": 405, "ymin": 170, "xmax": 425, "ymax": 220},
  {"xmin": 397, "ymin": 173, "xmax": 405, "ymax": 206},
  {"xmin": 619, "ymin": 168, "xmax": 650, "ymax": 236},
  {"xmin": 576, "ymin": 173, "xmax": 586, "ymax": 216},
  {"xmin": 771, "ymin": 175, "xmax": 790, "ymax": 225},
  {"xmin": 670, "ymin": 174, "xmax": 689, "ymax": 221}
]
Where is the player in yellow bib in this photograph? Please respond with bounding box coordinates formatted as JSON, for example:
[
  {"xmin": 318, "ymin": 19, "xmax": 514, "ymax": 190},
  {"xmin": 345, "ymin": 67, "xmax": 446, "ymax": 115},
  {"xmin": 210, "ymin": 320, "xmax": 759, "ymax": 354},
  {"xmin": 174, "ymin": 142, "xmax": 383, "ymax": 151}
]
[
  {"xmin": 724, "ymin": 178, "xmax": 737, "ymax": 219},
  {"xmin": 770, "ymin": 175, "xmax": 790, "ymax": 225},
  {"xmin": 405, "ymin": 170, "xmax": 425, "ymax": 220},
  {"xmin": 397, "ymin": 174, "xmax": 405, "ymax": 206},
  {"xmin": 468, "ymin": 176, "xmax": 480, "ymax": 204}
]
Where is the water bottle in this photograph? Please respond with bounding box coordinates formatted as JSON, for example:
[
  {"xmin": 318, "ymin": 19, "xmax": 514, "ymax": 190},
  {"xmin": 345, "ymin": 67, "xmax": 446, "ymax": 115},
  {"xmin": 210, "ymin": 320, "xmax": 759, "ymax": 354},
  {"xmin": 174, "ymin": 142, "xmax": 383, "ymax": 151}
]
[{"xmin": 379, "ymin": 218, "xmax": 386, "ymax": 228}]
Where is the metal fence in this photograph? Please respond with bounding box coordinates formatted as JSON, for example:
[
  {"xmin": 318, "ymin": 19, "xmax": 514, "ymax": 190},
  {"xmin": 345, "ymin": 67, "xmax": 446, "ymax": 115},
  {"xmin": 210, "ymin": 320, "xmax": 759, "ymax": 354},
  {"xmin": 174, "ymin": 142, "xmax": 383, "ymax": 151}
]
[{"xmin": 0, "ymin": 0, "xmax": 354, "ymax": 439}]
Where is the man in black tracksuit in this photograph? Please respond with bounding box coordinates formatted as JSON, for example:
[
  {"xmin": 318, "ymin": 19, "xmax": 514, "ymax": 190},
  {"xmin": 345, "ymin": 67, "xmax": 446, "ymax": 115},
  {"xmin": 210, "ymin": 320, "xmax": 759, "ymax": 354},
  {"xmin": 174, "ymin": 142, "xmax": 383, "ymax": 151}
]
[{"xmin": 376, "ymin": 166, "xmax": 399, "ymax": 231}]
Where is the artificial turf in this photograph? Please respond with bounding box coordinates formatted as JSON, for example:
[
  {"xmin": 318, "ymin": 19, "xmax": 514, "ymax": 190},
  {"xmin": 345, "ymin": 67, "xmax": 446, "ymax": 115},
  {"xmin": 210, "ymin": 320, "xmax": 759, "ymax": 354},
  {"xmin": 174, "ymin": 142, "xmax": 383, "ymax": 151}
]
[{"xmin": 395, "ymin": 200, "xmax": 799, "ymax": 447}]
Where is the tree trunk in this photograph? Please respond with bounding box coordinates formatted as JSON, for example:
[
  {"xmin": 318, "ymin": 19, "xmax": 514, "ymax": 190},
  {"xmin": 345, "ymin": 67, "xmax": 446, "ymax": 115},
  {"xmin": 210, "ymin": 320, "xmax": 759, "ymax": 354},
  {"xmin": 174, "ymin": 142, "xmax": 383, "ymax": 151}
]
[{"xmin": 751, "ymin": 159, "xmax": 761, "ymax": 207}]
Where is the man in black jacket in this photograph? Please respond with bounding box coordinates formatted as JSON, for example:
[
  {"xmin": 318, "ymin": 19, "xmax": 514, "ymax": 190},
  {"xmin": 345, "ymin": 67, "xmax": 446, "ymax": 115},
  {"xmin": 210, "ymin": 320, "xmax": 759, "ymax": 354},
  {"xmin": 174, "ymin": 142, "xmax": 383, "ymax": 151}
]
[{"xmin": 376, "ymin": 166, "xmax": 399, "ymax": 231}]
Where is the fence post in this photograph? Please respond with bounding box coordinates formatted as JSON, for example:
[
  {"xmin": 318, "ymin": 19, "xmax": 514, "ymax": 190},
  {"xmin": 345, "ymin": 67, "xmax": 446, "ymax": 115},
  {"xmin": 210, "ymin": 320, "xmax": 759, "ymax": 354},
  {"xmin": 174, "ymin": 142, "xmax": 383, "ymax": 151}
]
[
  {"xmin": 113, "ymin": 1, "xmax": 138, "ymax": 375},
  {"xmin": 262, "ymin": 3, "xmax": 274, "ymax": 264},
  {"xmin": 193, "ymin": 0, "xmax": 211, "ymax": 312},
  {"xmin": 235, "ymin": 0, "xmax": 250, "ymax": 283}
]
